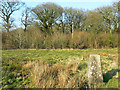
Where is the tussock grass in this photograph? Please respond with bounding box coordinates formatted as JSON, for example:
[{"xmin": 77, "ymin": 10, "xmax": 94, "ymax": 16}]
[
  {"xmin": 25, "ymin": 58, "xmax": 87, "ymax": 88},
  {"xmin": 23, "ymin": 57, "xmax": 86, "ymax": 88}
]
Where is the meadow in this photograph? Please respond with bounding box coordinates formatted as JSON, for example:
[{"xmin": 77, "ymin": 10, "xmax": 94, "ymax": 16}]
[{"xmin": 1, "ymin": 48, "xmax": 119, "ymax": 88}]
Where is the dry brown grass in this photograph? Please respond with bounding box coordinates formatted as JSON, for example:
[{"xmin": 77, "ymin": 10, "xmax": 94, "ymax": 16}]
[{"xmin": 23, "ymin": 58, "xmax": 88, "ymax": 88}]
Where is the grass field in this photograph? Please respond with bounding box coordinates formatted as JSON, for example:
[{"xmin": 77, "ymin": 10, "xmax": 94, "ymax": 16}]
[{"xmin": 1, "ymin": 48, "xmax": 119, "ymax": 88}]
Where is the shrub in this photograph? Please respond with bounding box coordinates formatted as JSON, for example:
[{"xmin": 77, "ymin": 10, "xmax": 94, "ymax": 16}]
[{"xmin": 2, "ymin": 27, "xmax": 118, "ymax": 49}]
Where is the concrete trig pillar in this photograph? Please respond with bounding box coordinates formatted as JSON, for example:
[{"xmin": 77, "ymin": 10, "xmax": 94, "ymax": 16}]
[{"xmin": 87, "ymin": 54, "xmax": 103, "ymax": 87}]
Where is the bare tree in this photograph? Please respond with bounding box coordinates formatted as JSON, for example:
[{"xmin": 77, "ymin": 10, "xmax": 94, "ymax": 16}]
[
  {"xmin": 97, "ymin": 6, "xmax": 114, "ymax": 34},
  {"xmin": 21, "ymin": 7, "xmax": 33, "ymax": 32},
  {"xmin": 0, "ymin": 1, "xmax": 25, "ymax": 32},
  {"xmin": 32, "ymin": 3, "xmax": 63, "ymax": 34},
  {"xmin": 64, "ymin": 8, "xmax": 84, "ymax": 33}
]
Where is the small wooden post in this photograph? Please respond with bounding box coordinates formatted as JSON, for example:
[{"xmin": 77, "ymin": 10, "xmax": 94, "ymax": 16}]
[{"xmin": 87, "ymin": 54, "xmax": 103, "ymax": 87}]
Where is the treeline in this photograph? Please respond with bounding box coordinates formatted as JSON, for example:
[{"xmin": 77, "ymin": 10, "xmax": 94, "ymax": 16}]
[
  {"xmin": 0, "ymin": 1, "xmax": 119, "ymax": 49},
  {"xmin": 2, "ymin": 28, "xmax": 118, "ymax": 49}
]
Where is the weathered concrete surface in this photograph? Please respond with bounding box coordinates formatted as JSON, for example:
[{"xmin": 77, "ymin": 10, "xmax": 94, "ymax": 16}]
[{"xmin": 87, "ymin": 54, "xmax": 103, "ymax": 86}]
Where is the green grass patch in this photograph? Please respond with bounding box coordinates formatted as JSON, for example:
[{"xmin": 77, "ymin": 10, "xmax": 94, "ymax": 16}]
[{"xmin": 2, "ymin": 48, "xmax": 118, "ymax": 88}]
